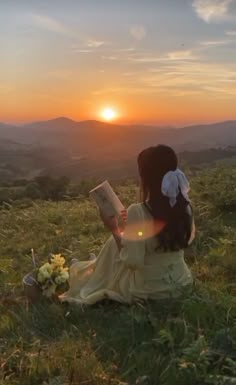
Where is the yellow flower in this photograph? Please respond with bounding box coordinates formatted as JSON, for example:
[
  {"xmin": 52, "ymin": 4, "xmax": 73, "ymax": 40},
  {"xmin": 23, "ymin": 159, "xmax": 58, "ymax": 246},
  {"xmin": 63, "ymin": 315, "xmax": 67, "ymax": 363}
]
[{"xmin": 50, "ymin": 254, "xmax": 66, "ymax": 267}]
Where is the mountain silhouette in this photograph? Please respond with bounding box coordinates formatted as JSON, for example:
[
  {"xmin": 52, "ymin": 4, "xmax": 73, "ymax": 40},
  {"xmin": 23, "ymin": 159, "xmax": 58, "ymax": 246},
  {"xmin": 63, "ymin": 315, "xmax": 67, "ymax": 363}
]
[{"xmin": 0, "ymin": 118, "xmax": 236, "ymax": 156}]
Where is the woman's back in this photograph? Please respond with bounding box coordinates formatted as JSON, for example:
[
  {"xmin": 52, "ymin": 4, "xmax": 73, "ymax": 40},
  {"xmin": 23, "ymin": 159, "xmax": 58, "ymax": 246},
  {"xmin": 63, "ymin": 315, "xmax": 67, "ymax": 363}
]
[{"xmin": 120, "ymin": 203, "xmax": 193, "ymax": 299}]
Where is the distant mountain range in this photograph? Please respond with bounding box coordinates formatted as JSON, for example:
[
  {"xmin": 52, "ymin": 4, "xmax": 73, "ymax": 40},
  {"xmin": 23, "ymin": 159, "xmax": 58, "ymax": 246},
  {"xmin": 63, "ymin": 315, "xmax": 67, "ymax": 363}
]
[
  {"xmin": 0, "ymin": 118, "xmax": 235, "ymax": 181},
  {"xmin": 0, "ymin": 118, "xmax": 236, "ymax": 156}
]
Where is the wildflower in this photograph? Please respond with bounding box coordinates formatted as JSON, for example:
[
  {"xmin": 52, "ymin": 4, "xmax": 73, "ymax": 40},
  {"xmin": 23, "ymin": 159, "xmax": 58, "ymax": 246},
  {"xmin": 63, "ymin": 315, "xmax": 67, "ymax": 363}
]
[
  {"xmin": 37, "ymin": 262, "xmax": 53, "ymax": 282},
  {"xmin": 50, "ymin": 254, "xmax": 66, "ymax": 267},
  {"xmin": 55, "ymin": 271, "xmax": 69, "ymax": 285},
  {"xmin": 36, "ymin": 253, "xmax": 69, "ymax": 298}
]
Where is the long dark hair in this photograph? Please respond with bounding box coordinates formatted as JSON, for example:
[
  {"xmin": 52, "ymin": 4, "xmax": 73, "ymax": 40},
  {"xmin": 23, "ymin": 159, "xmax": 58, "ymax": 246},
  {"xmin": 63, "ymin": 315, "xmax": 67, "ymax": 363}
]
[{"xmin": 138, "ymin": 145, "xmax": 193, "ymax": 251}]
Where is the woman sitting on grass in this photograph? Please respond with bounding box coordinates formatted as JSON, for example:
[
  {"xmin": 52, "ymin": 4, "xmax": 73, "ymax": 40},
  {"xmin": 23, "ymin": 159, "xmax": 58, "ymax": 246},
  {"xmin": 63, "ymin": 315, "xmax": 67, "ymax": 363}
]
[{"xmin": 60, "ymin": 144, "xmax": 195, "ymax": 305}]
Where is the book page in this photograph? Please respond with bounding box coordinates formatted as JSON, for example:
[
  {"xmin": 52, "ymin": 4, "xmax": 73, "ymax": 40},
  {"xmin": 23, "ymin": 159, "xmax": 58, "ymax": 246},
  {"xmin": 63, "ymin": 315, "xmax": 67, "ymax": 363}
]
[
  {"xmin": 90, "ymin": 181, "xmax": 125, "ymax": 217},
  {"xmin": 104, "ymin": 182, "xmax": 125, "ymax": 214}
]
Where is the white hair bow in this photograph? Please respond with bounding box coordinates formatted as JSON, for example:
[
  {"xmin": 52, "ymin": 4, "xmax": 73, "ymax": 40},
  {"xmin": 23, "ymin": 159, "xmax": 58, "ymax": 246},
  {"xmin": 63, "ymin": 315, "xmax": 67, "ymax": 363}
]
[{"xmin": 161, "ymin": 169, "xmax": 190, "ymax": 207}]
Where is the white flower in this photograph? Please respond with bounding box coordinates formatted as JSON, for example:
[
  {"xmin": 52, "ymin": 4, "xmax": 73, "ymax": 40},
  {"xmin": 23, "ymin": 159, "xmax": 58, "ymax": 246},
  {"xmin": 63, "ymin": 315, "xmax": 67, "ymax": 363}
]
[
  {"xmin": 55, "ymin": 271, "xmax": 69, "ymax": 285},
  {"xmin": 37, "ymin": 262, "xmax": 53, "ymax": 283}
]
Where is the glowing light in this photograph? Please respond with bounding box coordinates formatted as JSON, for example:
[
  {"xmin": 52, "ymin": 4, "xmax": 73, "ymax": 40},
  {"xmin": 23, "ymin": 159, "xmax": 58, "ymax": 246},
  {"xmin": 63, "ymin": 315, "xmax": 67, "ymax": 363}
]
[
  {"xmin": 138, "ymin": 231, "xmax": 143, "ymax": 237},
  {"xmin": 101, "ymin": 108, "xmax": 116, "ymax": 121}
]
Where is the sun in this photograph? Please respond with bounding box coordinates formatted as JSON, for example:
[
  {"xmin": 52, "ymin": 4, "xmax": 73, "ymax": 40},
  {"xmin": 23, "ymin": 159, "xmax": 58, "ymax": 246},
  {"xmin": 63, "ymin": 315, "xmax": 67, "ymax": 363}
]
[{"xmin": 101, "ymin": 107, "xmax": 117, "ymax": 122}]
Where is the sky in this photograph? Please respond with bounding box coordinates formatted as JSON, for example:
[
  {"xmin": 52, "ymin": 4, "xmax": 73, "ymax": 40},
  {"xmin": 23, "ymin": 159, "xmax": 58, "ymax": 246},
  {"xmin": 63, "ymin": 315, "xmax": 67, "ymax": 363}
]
[{"xmin": 1, "ymin": 0, "xmax": 236, "ymax": 125}]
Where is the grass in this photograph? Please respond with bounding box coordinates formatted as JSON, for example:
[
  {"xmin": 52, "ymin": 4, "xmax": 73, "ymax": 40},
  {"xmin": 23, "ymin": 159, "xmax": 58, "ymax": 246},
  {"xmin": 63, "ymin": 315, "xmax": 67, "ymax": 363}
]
[{"xmin": 0, "ymin": 168, "xmax": 236, "ymax": 385}]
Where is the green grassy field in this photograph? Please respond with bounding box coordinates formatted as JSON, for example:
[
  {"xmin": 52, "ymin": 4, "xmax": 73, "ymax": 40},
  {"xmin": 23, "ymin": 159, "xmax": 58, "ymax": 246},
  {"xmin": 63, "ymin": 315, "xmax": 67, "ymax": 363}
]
[{"xmin": 0, "ymin": 167, "xmax": 236, "ymax": 385}]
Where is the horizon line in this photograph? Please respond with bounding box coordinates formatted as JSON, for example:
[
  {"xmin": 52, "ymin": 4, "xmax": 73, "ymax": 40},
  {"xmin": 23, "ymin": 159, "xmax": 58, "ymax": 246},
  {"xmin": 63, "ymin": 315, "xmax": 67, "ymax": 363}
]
[{"xmin": 1, "ymin": 116, "xmax": 236, "ymax": 128}]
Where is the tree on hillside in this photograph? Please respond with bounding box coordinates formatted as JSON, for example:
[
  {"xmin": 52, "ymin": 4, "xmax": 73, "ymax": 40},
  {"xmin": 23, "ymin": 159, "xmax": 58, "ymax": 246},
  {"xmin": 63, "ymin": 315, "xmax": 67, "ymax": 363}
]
[{"xmin": 34, "ymin": 176, "xmax": 70, "ymax": 200}]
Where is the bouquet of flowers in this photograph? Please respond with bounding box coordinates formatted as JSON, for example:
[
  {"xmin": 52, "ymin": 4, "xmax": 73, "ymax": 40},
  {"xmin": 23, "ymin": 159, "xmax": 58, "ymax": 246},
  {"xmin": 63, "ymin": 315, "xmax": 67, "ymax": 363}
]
[{"xmin": 36, "ymin": 254, "xmax": 69, "ymax": 298}]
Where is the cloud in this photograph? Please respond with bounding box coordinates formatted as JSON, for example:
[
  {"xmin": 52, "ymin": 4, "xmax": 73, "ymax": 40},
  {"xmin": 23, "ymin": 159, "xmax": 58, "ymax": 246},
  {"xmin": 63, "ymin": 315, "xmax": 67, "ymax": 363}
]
[
  {"xmin": 128, "ymin": 50, "xmax": 197, "ymax": 63},
  {"xmin": 192, "ymin": 0, "xmax": 233, "ymax": 22},
  {"xmin": 167, "ymin": 50, "xmax": 197, "ymax": 60},
  {"xmin": 138, "ymin": 61, "xmax": 236, "ymax": 97},
  {"xmin": 130, "ymin": 25, "xmax": 146, "ymax": 40},
  {"xmin": 200, "ymin": 39, "xmax": 231, "ymax": 46},
  {"xmin": 102, "ymin": 55, "xmax": 118, "ymax": 61},
  {"xmin": 92, "ymin": 87, "xmax": 126, "ymax": 96},
  {"xmin": 128, "ymin": 56, "xmax": 162, "ymax": 63},
  {"xmin": 30, "ymin": 13, "xmax": 69, "ymax": 35},
  {"xmin": 118, "ymin": 47, "xmax": 136, "ymax": 52},
  {"xmin": 71, "ymin": 39, "xmax": 105, "ymax": 53},
  {"xmin": 72, "ymin": 49, "xmax": 93, "ymax": 53},
  {"xmin": 225, "ymin": 29, "xmax": 236, "ymax": 35},
  {"xmin": 88, "ymin": 59, "xmax": 236, "ymax": 99},
  {"xmin": 87, "ymin": 39, "xmax": 105, "ymax": 48},
  {"xmin": 91, "ymin": 86, "xmax": 163, "ymax": 96}
]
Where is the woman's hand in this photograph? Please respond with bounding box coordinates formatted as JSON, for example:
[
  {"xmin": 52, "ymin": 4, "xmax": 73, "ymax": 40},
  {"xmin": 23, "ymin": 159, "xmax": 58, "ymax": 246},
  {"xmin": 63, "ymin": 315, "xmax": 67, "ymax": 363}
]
[
  {"xmin": 99, "ymin": 209, "xmax": 119, "ymax": 233},
  {"xmin": 120, "ymin": 209, "xmax": 127, "ymax": 224}
]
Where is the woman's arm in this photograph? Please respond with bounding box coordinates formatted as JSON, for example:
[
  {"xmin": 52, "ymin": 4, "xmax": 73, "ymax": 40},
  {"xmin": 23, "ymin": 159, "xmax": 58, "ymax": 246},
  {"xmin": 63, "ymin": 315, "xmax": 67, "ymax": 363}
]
[
  {"xmin": 119, "ymin": 204, "xmax": 145, "ymax": 269},
  {"xmin": 99, "ymin": 209, "xmax": 126, "ymax": 251},
  {"xmin": 100, "ymin": 203, "xmax": 145, "ymax": 269}
]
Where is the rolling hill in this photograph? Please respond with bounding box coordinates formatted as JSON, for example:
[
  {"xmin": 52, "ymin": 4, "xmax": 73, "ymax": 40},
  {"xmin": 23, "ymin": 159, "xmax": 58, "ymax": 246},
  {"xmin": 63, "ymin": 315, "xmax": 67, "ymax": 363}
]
[
  {"xmin": 0, "ymin": 118, "xmax": 235, "ymax": 181},
  {"xmin": 1, "ymin": 118, "xmax": 236, "ymax": 154}
]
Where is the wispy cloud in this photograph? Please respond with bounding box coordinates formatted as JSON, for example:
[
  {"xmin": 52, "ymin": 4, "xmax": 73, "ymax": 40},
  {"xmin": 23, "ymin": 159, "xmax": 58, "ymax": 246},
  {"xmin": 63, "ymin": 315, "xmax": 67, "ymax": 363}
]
[
  {"xmin": 167, "ymin": 50, "xmax": 198, "ymax": 60},
  {"xmin": 225, "ymin": 29, "xmax": 236, "ymax": 35},
  {"xmin": 192, "ymin": 0, "xmax": 233, "ymax": 22},
  {"xmin": 128, "ymin": 50, "xmax": 197, "ymax": 63},
  {"xmin": 70, "ymin": 39, "xmax": 105, "ymax": 54},
  {"xmin": 102, "ymin": 56, "xmax": 118, "ymax": 61},
  {"xmin": 30, "ymin": 13, "xmax": 69, "ymax": 35},
  {"xmin": 128, "ymin": 56, "xmax": 161, "ymax": 63},
  {"xmin": 91, "ymin": 68, "xmax": 236, "ymax": 98},
  {"xmin": 118, "ymin": 47, "xmax": 136, "ymax": 52},
  {"xmin": 138, "ymin": 61, "xmax": 236, "ymax": 97},
  {"xmin": 91, "ymin": 86, "xmax": 164, "ymax": 96},
  {"xmin": 200, "ymin": 39, "xmax": 232, "ymax": 46},
  {"xmin": 87, "ymin": 39, "xmax": 105, "ymax": 48},
  {"xmin": 130, "ymin": 25, "xmax": 146, "ymax": 40},
  {"xmin": 72, "ymin": 49, "xmax": 93, "ymax": 53},
  {"xmin": 92, "ymin": 87, "xmax": 126, "ymax": 96}
]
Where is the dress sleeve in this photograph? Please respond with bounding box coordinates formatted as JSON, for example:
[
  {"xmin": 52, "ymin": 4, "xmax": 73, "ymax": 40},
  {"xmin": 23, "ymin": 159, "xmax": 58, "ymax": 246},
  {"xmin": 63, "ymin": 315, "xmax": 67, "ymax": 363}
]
[{"xmin": 119, "ymin": 204, "xmax": 146, "ymax": 269}]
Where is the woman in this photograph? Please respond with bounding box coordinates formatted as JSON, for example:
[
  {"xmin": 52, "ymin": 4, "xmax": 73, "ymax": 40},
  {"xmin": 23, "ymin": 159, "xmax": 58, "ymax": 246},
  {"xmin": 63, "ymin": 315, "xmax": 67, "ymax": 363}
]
[{"xmin": 60, "ymin": 145, "xmax": 195, "ymax": 305}]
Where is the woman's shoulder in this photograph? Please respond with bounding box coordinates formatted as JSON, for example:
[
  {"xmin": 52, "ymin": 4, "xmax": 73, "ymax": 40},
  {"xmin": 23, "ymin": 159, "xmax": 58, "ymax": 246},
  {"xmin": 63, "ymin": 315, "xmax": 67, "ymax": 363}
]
[
  {"xmin": 127, "ymin": 203, "xmax": 150, "ymax": 222},
  {"xmin": 127, "ymin": 203, "xmax": 145, "ymax": 214},
  {"xmin": 127, "ymin": 202, "xmax": 143, "ymax": 209}
]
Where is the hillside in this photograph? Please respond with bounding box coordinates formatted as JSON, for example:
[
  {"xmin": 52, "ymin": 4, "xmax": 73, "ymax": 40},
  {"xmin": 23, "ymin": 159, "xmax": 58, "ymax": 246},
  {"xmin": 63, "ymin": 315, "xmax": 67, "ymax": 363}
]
[
  {"xmin": 0, "ymin": 166, "xmax": 235, "ymax": 385},
  {"xmin": 1, "ymin": 118, "xmax": 236, "ymax": 154},
  {"xmin": 0, "ymin": 118, "xmax": 236, "ymax": 181},
  {"xmin": 1, "ymin": 136, "xmax": 236, "ymax": 182},
  {"xmin": 0, "ymin": 138, "xmax": 70, "ymax": 181}
]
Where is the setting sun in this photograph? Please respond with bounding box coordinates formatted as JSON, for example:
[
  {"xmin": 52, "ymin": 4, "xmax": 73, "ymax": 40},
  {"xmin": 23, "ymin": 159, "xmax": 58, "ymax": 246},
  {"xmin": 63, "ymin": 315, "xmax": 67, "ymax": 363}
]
[{"xmin": 101, "ymin": 108, "xmax": 117, "ymax": 122}]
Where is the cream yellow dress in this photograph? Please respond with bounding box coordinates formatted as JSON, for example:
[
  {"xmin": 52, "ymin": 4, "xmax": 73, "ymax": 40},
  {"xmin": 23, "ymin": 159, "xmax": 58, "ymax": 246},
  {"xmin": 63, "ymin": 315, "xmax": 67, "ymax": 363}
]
[{"xmin": 60, "ymin": 203, "xmax": 193, "ymax": 305}]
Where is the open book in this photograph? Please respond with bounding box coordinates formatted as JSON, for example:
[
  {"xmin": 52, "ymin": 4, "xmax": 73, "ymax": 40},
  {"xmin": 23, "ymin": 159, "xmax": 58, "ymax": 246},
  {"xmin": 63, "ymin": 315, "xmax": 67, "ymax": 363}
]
[{"xmin": 89, "ymin": 180, "xmax": 125, "ymax": 217}]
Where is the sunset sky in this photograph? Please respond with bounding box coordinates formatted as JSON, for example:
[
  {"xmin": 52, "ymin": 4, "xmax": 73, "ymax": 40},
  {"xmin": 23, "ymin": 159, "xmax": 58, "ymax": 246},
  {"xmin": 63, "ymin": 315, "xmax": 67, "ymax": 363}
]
[{"xmin": 1, "ymin": 0, "xmax": 236, "ymax": 125}]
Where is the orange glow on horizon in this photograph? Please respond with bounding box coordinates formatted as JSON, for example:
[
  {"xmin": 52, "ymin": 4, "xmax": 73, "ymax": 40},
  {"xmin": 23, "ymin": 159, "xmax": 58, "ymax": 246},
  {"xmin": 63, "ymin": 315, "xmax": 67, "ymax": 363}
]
[{"xmin": 1, "ymin": 93, "xmax": 236, "ymax": 126}]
